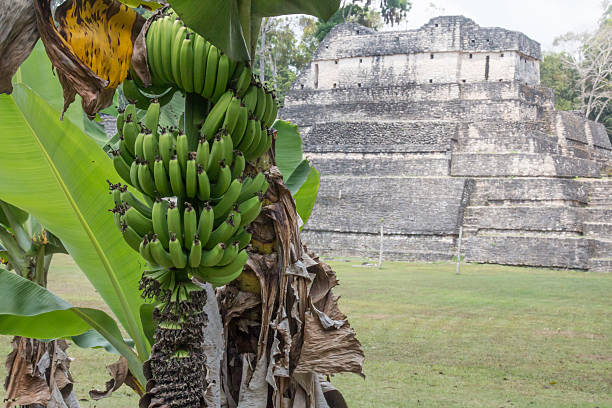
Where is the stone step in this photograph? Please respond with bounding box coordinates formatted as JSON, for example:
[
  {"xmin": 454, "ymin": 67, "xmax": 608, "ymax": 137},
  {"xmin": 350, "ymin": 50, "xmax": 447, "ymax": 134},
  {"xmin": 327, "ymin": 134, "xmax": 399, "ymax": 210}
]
[
  {"xmin": 583, "ymin": 222, "xmax": 612, "ymax": 237},
  {"xmin": 464, "ymin": 235, "xmax": 589, "ymax": 270},
  {"xmin": 451, "ymin": 153, "xmax": 601, "ymax": 178},
  {"xmin": 588, "ymin": 258, "xmax": 612, "ymax": 272},
  {"xmin": 464, "ymin": 206, "xmax": 582, "ymax": 232},
  {"xmin": 589, "ymin": 238, "xmax": 612, "ymax": 258},
  {"xmin": 581, "ymin": 208, "xmax": 612, "ymax": 223}
]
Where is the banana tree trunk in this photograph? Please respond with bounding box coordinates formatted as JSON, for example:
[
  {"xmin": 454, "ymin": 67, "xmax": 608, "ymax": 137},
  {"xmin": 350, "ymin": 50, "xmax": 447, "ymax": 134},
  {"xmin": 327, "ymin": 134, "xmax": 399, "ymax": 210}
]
[{"xmin": 214, "ymin": 146, "xmax": 364, "ymax": 407}]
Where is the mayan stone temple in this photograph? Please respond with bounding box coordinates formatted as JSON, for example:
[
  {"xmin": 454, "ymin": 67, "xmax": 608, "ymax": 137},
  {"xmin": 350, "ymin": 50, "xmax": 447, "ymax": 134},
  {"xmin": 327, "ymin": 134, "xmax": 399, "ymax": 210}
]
[{"xmin": 281, "ymin": 16, "xmax": 612, "ymax": 271}]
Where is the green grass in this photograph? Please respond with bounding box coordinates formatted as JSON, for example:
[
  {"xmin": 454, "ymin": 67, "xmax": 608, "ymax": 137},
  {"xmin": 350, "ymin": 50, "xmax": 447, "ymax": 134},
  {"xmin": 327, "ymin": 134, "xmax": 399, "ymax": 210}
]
[{"xmin": 1, "ymin": 255, "xmax": 612, "ymax": 407}]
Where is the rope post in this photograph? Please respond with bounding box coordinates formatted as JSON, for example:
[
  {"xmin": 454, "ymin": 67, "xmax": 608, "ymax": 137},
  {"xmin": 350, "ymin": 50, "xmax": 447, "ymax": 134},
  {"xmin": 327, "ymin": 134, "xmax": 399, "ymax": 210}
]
[{"xmin": 456, "ymin": 226, "xmax": 463, "ymax": 275}]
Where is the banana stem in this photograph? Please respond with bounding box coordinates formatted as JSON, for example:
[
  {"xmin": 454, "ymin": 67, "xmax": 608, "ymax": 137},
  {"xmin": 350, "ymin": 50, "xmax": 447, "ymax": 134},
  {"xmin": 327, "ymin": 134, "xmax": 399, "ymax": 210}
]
[
  {"xmin": 238, "ymin": 0, "xmax": 252, "ymax": 63},
  {"xmin": 185, "ymin": 93, "xmax": 210, "ymax": 151}
]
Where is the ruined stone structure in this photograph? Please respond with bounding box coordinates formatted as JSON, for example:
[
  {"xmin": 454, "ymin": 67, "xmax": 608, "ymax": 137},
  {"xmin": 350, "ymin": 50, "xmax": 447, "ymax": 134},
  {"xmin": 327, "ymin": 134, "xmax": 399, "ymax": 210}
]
[{"xmin": 281, "ymin": 16, "xmax": 612, "ymax": 271}]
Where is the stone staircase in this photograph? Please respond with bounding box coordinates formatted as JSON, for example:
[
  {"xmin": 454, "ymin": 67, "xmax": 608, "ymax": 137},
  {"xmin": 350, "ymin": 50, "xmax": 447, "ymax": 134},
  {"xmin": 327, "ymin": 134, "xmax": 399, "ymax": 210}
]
[{"xmin": 583, "ymin": 178, "xmax": 612, "ymax": 272}]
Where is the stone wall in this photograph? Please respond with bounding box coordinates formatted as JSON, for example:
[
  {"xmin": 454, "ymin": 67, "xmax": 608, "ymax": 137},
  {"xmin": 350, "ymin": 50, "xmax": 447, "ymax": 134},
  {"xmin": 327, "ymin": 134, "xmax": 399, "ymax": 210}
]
[{"xmin": 282, "ymin": 16, "xmax": 612, "ymax": 271}]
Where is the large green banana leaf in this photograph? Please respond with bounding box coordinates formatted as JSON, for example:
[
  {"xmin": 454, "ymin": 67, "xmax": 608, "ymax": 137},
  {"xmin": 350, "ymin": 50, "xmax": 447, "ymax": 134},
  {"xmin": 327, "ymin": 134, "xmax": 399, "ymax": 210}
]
[
  {"xmin": 0, "ymin": 84, "xmax": 148, "ymax": 359},
  {"xmin": 0, "ymin": 269, "xmax": 144, "ymax": 385},
  {"xmin": 169, "ymin": 0, "xmax": 340, "ymax": 62},
  {"xmin": 273, "ymin": 120, "xmax": 320, "ymax": 225}
]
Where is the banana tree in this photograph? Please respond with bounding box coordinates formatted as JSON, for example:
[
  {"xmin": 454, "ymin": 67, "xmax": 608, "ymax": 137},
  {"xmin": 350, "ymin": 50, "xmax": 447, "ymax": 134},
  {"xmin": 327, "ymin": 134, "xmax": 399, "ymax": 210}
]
[{"xmin": 1, "ymin": 1, "xmax": 363, "ymax": 407}]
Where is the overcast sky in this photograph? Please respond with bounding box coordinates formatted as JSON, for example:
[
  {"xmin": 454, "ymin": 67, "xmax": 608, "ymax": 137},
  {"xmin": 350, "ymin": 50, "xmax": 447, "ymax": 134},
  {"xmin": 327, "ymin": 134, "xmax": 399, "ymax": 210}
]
[{"xmin": 382, "ymin": 0, "xmax": 606, "ymax": 50}]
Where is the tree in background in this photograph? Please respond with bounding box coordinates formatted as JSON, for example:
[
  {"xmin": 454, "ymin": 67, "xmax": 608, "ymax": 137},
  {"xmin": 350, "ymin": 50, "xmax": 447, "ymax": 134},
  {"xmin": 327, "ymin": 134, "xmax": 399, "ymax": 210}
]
[
  {"xmin": 540, "ymin": 52, "xmax": 581, "ymax": 111},
  {"xmin": 542, "ymin": 3, "xmax": 612, "ymax": 138}
]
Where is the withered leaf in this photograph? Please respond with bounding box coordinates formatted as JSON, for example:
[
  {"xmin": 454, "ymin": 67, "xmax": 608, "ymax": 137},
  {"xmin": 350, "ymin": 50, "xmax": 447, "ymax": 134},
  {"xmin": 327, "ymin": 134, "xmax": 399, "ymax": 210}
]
[
  {"xmin": 0, "ymin": 0, "xmax": 39, "ymax": 94},
  {"xmin": 33, "ymin": 0, "xmax": 144, "ymax": 118},
  {"xmin": 90, "ymin": 356, "xmax": 143, "ymax": 399}
]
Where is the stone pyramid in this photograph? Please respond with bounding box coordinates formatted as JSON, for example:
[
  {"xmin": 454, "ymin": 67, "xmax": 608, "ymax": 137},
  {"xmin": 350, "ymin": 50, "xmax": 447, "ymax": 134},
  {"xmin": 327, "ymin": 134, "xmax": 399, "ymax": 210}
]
[{"xmin": 281, "ymin": 16, "xmax": 612, "ymax": 271}]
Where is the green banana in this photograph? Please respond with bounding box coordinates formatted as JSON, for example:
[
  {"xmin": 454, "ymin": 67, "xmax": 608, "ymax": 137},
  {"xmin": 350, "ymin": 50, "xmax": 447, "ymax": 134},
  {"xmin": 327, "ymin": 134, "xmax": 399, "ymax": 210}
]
[
  {"xmin": 200, "ymin": 90, "xmax": 233, "ymax": 140},
  {"xmin": 202, "ymin": 44, "xmax": 219, "ymax": 99},
  {"xmin": 234, "ymin": 66, "xmax": 252, "ymax": 98},
  {"xmin": 231, "ymin": 151, "xmax": 245, "ymax": 179},
  {"xmin": 262, "ymin": 90, "xmax": 274, "ymax": 128},
  {"xmin": 242, "ymin": 85, "xmax": 258, "ymax": 113},
  {"xmin": 153, "ymin": 18, "xmax": 168, "ymax": 84},
  {"xmin": 160, "ymin": 17, "xmax": 176, "ymax": 84},
  {"xmin": 196, "ymin": 164, "xmax": 211, "ymax": 201},
  {"xmin": 238, "ymin": 173, "xmax": 266, "ymax": 203},
  {"xmin": 213, "ymin": 179, "xmax": 242, "ymax": 222},
  {"xmin": 169, "ymin": 156, "xmax": 186, "ymax": 197},
  {"xmin": 143, "ymin": 132, "xmax": 159, "ymax": 170},
  {"xmin": 112, "ymin": 151, "xmax": 132, "ymax": 185},
  {"xmin": 124, "ymin": 103, "xmax": 136, "ymax": 120},
  {"xmin": 137, "ymin": 162, "xmax": 156, "ymax": 196},
  {"xmin": 146, "ymin": 18, "xmax": 162, "ymax": 84},
  {"xmin": 118, "ymin": 138, "xmax": 135, "ymax": 163},
  {"xmin": 154, "ymin": 158, "xmax": 172, "ymax": 197},
  {"xmin": 199, "ymin": 243, "xmax": 224, "ymax": 267},
  {"xmin": 254, "ymin": 85, "xmax": 267, "ymax": 120},
  {"xmin": 197, "ymin": 203, "xmax": 214, "ymax": 247},
  {"xmin": 211, "ymin": 161, "xmax": 231, "ymax": 198},
  {"xmin": 125, "ymin": 205, "xmax": 154, "ymax": 236},
  {"xmin": 121, "ymin": 222, "xmax": 142, "ymax": 251},
  {"xmin": 109, "ymin": 183, "xmax": 122, "ymax": 206},
  {"xmin": 122, "ymin": 117, "xmax": 139, "ymax": 156},
  {"xmin": 139, "ymin": 236, "xmax": 157, "ymax": 265},
  {"xmin": 169, "ymin": 233, "xmax": 187, "ymax": 268},
  {"xmin": 120, "ymin": 190, "xmax": 152, "ymax": 218},
  {"xmin": 183, "ymin": 202, "xmax": 197, "ymax": 248},
  {"xmin": 206, "ymin": 135, "xmax": 224, "ymax": 181},
  {"xmin": 242, "ymin": 121, "xmax": 262, "ymax": 159},
  {"xmin": 195, "ymin": 137, "xmax": 209, "ymax": 169},
  {"xmin": 268, "ymin": 94, "xmax": 279, "ymax": 128},
  {"xmin": 196, "ymin": 249, "xmax": 248, "ymax": 281},
  {"xmin": 171, "ymin": 26, "xmax": 187, "ymax": 87},
  {"xmin": 189, "ymin": 236, "xmax": 202, "ymax": 268},
  {"xmin": 116, "ymin": 109, "xmax": 125, "ymax": 137},
  {"xmin": 211, "ymin": 53, "xmax": 230, "ymax": 102},
  {"xmin": 180, "ymin": 34, "xmax": 195, "ymax": 93},
  {"xmin": 232, "ymin": 104, "xmax": 249, "ymax": 146},
  {"xmin": 134, "ymin": 130, "xmax": 146, "ymax": 159},
  {"xmin": 159, "ymin": 132, "xmax": 174, "ymax": 172},
  {"xmin": 247, "ymin": 128, "xmax": 273, "ymax": 161},
  {"xmin": 237, "ymin": 118, "xmax": 258, "ymax": 153},
  {"xmin": 218, "ymin": 241, "xmax": 239, "ymax": 266},
  {"xmin": 239, "ymin": 196, "xmax": 263, "ymax": 227},
  {"xmin": 185, "ymin": 155, "xmax": 197, "ymax": 198},
  {"xmin": 193, "ymin": 34, "xmax": 208, "ymax": 95},
  {"xmin": 130, "ymin": 159, "xmax": 140, "ymax": 189},
  {"xmin": 149, "ymin": 235, "xmax": 174, "ymax": 268},
  {"xmin": 167, "ymin": 202, "xmax": 183, "ymax": 246},
  {"xmin": 222, "ymin": 97, "xmax": 241, "ymax": 135},
  {"xmin": 205, "ymin": 214, "xmax": 236, "ymax": 249},
  {"xmin": 152, "ymin": 198, "xmax": 170, "ymax": 249},
  {"xmin": 144, "ymin": 99, "xmax": 161, "ymax": 138},
  {"xmin": 234, "ymin": 227, "xmax": 252, "ymax": 250},
  {"xmin": 176, "ymin": 133, "xmax": 189, "ymax": 174},
  {"xmin": 221, "ymin": 130, "xmax": 234, "ymax": 166},
  {"xmin": 129, "ymin": 160, "xmax": 141, "ymax": 191}
]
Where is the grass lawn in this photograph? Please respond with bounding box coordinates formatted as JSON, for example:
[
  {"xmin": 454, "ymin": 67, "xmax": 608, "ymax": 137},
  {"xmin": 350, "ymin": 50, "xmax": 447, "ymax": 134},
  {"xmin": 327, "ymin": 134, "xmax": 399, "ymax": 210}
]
[{"xmin": 1, "ymin": 255, "xmax": 611, "ymax": 407}]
